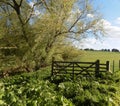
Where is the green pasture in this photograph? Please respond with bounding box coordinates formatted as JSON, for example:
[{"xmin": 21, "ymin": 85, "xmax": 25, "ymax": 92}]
[
  {"xmin": 78, "ymin": 51, "xmax": 120, "ymax": 72},
  {"xmin": 79, "ymin": 51, "xmax": 120, "ymax": 71}
]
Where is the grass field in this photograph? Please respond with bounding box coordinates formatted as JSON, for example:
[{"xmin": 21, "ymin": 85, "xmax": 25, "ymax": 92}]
[{"xmin": 78, "ymin": 51, "xmax": 120, "ymax": 72}]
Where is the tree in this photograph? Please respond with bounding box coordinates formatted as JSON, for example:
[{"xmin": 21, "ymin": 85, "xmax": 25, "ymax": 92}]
[
  {"xmin": 0, "ymin": 0, "xmax": 104, "ymax": 71},
  {"xmin": 0, "ymin": 0, "xmax": 38, "ymax": 70},
  {"xmin": 112, "ymin": 48, "xmax": 119, "ymax": 52},
  {"xmin": 31, "ymin": 0, "xmax": 104, "ymax": 68}
]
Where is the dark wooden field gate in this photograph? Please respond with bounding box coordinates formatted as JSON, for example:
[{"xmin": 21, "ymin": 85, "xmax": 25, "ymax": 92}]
[{"xmin": 51, "ymin": 60, "xmax": 110, "ymax": 79}]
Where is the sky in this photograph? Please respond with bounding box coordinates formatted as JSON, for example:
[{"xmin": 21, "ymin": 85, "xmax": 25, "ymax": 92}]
[{"xmin": 80, "ymin": 0, "xmax": 120, "ymax": 50}]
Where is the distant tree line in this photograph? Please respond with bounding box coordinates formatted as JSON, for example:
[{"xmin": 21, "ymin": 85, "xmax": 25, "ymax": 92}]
[
  {"xmin": 83, "ymin": 48, "xmax": 120, "ymax": 52},
  {"xmin": 111, "ymin": 48, "xmax": 119, "ymax": 52}
]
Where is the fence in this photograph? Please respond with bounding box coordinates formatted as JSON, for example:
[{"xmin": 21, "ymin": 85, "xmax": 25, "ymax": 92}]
[
  {"xmin": 51, "ymin": 60, "xmax": 110, "ymax": 79},
  {"xmin": 112, "ymin": 60, "xmax": 120, "ymax": 72}
]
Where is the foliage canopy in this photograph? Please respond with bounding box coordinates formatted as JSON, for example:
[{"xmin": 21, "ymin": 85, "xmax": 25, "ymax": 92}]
[{"xmin": 0, "ymin": 0, "xmax": 104, "ymax": 72}]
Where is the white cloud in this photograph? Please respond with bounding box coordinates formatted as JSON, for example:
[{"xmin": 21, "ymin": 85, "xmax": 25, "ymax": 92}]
[
  {"xmin": 78, "ymin": 18, "xmax": 120, "ymax": 50},
  {"xmin": 114, "ymin": 17, "xmax": 120, "ymax": 25},
  {"xmin": 101, "ymin": 19, "xmax": 111, "ymax": 26},
  {"xmin": 117, "ymin": 17, "xmax": 120, "ymax": 21},
  {"xmin": 84, "ymin": 38, "xmax": 97, "ymax": 44},
  {"xmin": 87, "ymin": 14, "xmax": 94, "ymax": 18},
  {"xmin": 79, "ymin": 37, "xmax": 117, "ymax": 50},
  {"xmin": 101, "ymin": 19, "xmax": 120, "ymax": 38}
]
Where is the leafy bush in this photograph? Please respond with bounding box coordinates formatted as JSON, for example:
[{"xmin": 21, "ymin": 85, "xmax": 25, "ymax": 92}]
[{"xmin": 0, "ymin": 68, "xmax": 120, "ymax": 106}]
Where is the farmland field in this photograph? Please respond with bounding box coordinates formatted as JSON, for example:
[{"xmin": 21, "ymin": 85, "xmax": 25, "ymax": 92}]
[{"xmin": 77, "ymin": 51, "xmax": 120, "ymax": 72}]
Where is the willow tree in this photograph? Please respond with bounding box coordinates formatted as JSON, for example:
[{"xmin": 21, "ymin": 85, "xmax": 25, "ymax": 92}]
[
  {"xmin": 0, "ymin": 0, "xmax": 104, "ymax": 71},
  {"xmin": 32, "ymin": 0, "xmax": 104, "ymax": 68}
]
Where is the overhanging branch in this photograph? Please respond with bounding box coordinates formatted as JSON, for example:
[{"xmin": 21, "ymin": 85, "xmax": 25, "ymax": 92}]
[{"xmin": 25, "ymin": 1, "xmax": 43, "ymax": 24}]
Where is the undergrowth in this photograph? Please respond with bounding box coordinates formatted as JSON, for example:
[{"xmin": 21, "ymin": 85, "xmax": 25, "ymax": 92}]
[{"xmin": 0, "ymin": 68, "xmax": 120, "ymax": 106}]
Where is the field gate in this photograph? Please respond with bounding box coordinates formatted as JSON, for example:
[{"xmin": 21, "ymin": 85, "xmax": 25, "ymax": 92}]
[{"xmin": 51, "ymin": 60, "xmax": 110, "ymax": 79}]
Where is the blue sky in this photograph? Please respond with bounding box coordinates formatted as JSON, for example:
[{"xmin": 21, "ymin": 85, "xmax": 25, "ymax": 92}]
[
  {"xmin": 80, "ymin": 0, "xmax": 120, "ymax": 50},
  {"xmin": 95, "ymin": 0, "xmax": 120, "ymax": 21}
]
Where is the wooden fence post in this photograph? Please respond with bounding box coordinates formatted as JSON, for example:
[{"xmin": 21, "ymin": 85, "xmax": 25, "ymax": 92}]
[
  {"xmin": 113, "ymin": 60, "xmax": 114, "ymax": 73},
  {"xmin": 95, "ymin": 60, "xmax": 100, "ymax": 78},
  {"xmin": 106, "ymin": 61, "xmax": 110, "ymax": 71}
]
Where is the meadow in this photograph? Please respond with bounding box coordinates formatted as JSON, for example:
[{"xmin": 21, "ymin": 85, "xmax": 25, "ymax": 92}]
[{"xmin": 77, "ymin": 51, "xmax": 120, "ymax": 72}]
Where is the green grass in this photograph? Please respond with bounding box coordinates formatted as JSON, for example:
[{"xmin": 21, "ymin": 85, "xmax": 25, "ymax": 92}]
[{"xmin": 77, "ymin": 51, "xmax": 120, "ymax": 72}]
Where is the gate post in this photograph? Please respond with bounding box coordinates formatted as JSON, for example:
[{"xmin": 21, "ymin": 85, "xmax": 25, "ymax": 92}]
[
  {"xmin": 95, "ymin": 60, "xmax": 100, "ymax": 78},
  {"xmin": 113, "ymin": 60, "xmax": 115, "ymax": 73},
  {"xmin": 106, "ymin": 61, "xmax": 110, "ymax": 71}
]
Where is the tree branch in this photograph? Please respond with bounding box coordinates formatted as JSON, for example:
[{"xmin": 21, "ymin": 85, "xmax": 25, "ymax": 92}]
[
  {"xmin": 68, "ymin": 9, "xmax": 86, "ymax": 32},
  {"xmin": 0, "ymin": 1, "xmax": 14, "ymax": 9},
  {"xmin": 19, "ymin": 0, "xmax": 23, "ymax": 7},
  {"xmin": 25, "ymin": 1, "xmax": 43, "ymax": 24},
  {"xmin": 42, "ymin": 0, "xmax": 51, "ymax": 13}
]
